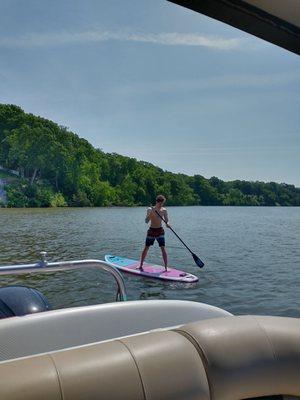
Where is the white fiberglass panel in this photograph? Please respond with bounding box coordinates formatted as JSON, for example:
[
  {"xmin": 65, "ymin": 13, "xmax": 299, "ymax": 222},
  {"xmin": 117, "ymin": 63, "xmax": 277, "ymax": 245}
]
[{"xmin": 0, "ymin": 300, "xmax": 231, "ymax": 362}]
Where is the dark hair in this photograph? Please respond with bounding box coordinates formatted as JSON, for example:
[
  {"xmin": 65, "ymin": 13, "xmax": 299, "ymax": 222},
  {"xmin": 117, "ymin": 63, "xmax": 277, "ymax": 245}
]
[{"xmin": 156, "ymin": 195, "xmax": 166, "ymax": 203}]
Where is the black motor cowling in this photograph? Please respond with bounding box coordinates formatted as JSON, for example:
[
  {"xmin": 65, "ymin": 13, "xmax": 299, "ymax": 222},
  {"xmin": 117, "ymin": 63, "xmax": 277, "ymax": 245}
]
[{"xmin": 0, "ymin": 286, "xmax": 52, "ymax": 319}]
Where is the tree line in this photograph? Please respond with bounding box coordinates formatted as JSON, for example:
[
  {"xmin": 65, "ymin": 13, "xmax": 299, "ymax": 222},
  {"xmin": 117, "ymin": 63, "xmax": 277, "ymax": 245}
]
[{"xmin": 0, "ymin": 104, "xmax": 299, "ymax": 207}]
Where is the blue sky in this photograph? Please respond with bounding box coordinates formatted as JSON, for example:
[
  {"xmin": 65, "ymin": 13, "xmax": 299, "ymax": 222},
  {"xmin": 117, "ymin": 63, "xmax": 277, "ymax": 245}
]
[{"xmin": 0, "ymin": 0, "xmax": 299, "ymax": 185}]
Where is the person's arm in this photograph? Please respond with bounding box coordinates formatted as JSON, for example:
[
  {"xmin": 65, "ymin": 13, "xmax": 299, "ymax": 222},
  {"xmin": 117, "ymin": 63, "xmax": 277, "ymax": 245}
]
[
  {"xmin": 164, "ymin": 209, "xmax": 171, "ymax": 227},
  {"xmin": 145, "ymin": 207, "xmax": 152, "ymax": 223}
]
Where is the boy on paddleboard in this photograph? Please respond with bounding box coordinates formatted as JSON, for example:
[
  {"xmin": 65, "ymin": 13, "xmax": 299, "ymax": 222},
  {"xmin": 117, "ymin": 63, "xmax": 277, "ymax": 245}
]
[{"xmin": 138, "ymin": 194, "xmax": 170, "ymax": 272}]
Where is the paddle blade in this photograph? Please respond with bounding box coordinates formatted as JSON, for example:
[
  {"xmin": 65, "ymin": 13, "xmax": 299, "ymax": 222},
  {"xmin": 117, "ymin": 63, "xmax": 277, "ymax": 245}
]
[{"xmin": 192, "ymin": 253, "xmax": 204, "ymax": 268}]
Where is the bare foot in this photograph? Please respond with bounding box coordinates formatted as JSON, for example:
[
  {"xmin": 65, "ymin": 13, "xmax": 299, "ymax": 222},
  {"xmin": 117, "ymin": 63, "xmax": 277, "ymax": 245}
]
[
  {"xmin": 164, "ymin": 267, "xmax": 171, "ymax": 272},
  {"xmin": 136, "ymin": 265, "xmax": 144, "ymax": 271}
]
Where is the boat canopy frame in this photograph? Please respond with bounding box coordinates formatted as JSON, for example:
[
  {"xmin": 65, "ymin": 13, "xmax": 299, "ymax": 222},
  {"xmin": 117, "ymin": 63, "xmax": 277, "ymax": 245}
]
[
  {"xmin": 0, "ymin": 253, "xmax": 127, "ymax": 302},
  {"xmin": 168, "ymin": 0, "xmax": 300, "ymax": 55}
]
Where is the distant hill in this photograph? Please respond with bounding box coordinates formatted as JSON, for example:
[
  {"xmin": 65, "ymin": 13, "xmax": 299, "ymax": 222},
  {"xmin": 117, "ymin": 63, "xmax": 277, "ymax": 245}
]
[{"xmin": 0, "ymin": 103, "xmax": 299, "ymax": 207}]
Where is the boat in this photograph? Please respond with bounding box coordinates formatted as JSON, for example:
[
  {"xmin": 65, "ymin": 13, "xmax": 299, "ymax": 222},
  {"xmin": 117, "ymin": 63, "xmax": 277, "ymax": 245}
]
[
  {"xmin": 0, "ymin": 253, "xmax": 299, "ymax": 399},
  {"xmin": 0, "ymin": 1, "xmax": 299, "ymax": 399},
  {"xmin": 169, "ymin": 0, "xmax": 300, "ymax": 55}
]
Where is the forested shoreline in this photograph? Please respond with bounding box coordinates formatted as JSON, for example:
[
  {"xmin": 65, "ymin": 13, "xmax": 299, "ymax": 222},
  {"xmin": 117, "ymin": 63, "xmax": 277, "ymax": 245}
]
[{"xmin": 0, "ymin": 104, "xmax": 299, "ymax": 208}]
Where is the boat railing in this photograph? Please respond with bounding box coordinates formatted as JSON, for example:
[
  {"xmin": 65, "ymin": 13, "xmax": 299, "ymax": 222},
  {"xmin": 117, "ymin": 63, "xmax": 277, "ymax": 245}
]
[{"xmin": 0, "ymin": 252, "xmax": 127, "ymax": 301}]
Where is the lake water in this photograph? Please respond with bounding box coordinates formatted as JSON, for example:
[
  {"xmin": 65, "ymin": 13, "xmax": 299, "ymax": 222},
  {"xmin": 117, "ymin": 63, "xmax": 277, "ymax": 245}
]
[{"xmin": 0, "ymin": 207, "xmax": 299, "ymax": 317}]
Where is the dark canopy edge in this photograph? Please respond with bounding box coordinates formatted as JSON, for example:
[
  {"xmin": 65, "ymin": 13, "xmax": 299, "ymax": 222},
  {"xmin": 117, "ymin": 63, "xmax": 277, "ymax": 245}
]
[{"xmin": 168, "ymin": 0, "xmax": 300, "ymax": 55}]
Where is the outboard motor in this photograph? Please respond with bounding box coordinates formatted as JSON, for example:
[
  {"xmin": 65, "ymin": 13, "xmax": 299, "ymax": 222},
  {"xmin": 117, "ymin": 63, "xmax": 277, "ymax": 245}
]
[{"xmin": 0, "ymin": 286, "xmax": 52, "ymax": 319}]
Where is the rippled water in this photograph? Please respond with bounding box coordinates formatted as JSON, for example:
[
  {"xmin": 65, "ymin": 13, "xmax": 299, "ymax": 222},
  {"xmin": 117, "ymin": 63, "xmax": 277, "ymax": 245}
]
[{"xmin": 0, "ymin": 207, "xmax": 299, "ymax": 317}]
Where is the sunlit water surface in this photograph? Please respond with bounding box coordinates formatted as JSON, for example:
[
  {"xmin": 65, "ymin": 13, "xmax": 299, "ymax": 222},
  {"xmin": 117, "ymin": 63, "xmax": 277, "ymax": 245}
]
[{"xmin": 0, "ymin": 207, "xmax": 299, "ymax": 317}]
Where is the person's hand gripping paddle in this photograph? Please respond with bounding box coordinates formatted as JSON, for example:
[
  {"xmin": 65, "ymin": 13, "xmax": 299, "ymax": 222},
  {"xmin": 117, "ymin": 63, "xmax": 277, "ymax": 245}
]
[{"xmin": 154, "ymin": 209, "xmax": 204, "ymax": 268}]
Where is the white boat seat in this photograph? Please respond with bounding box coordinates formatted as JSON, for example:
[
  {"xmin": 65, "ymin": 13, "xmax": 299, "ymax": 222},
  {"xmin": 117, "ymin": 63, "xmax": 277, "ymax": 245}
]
[
  {"xmin": 0, "ymin": 330, "xmax": 210, "ymax": 400},
  {"xmin": 176, "ymin": 315, "xmax": 300, "ymax": 399},
  {"xmin": 0, "ymin": 300, "xmax": 231, "ymax": 362},
  {"xmin": 0, "ymin": 315, "xmax": 299, "ymax": 400}
]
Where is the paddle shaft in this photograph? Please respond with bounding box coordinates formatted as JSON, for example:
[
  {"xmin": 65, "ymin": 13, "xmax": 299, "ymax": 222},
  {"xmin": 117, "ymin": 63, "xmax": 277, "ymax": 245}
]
[{"xmin": 153, "ymin": 209, "xmax": 194, "ymax": 255}]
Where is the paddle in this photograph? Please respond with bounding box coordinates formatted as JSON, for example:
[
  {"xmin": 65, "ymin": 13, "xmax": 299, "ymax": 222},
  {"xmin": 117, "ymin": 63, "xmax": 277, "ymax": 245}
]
[{"xmin": 153, "ymin": 209, "xmax": 204, "ymax": 268}]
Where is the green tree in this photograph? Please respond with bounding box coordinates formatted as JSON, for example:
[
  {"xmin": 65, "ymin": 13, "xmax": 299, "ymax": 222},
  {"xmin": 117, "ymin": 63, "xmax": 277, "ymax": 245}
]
[{"xmin": 1, "ymin": 103, "xmax": 299, "ymax": 208}]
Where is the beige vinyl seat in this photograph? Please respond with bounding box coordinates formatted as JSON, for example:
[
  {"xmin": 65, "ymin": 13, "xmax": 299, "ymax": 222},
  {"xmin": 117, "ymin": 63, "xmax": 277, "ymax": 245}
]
[
  {"xmin": 176, "ymin": 315, "xmax": 300, "ymax": 400},
  {"xmin": 0, "ymin": 315, "xmax": 299, "ymax": 400}
]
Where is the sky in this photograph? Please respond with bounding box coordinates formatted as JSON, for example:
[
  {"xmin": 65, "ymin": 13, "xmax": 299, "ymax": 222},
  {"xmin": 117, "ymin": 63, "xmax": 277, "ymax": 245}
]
[{"xmin": 0, "ymin": 0, "xmax": 299, "ymax": 185}]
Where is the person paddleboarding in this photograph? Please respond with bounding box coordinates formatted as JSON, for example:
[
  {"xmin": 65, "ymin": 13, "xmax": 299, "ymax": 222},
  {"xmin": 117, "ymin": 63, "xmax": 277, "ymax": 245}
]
[{"xmin": 138, "ymin": 194, "xmax": 171, "ymax": 272}]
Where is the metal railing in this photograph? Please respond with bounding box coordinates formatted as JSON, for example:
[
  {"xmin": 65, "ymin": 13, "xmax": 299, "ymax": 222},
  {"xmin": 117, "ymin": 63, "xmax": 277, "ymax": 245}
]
[{"xmin": 0, "ymin": 252, "xmax": 127, "ymax": 301}]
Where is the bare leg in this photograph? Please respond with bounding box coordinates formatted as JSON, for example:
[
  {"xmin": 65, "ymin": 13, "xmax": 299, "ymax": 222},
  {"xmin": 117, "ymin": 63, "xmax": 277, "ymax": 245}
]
[
  {"xmin": 139, "ymin": 246, "xmax": 149, "ymax": 270},
  {"xmin": 161, "ymin": 247, "xmax": 169, "ymax": 271}
]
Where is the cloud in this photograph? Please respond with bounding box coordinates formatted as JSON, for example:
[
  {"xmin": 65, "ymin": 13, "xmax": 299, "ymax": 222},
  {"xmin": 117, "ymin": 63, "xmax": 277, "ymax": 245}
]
[
  {"xmin": 114, "ymin": 71, "xmax": 300, "ymax": 97},
  {"xmin": 121, "ymin": 32, "xmax": 240, "ymax": 49},
  {"xmin": 120, "ymin": 144, "xmax": 300, "ymax": 156},
  {"xmin": 0, "ymin": 30, "xmax": 240, "ymax": 50}
]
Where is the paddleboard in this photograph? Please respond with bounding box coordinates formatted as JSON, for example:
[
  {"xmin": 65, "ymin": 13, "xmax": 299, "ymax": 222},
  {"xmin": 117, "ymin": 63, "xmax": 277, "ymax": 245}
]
[{"xmin": 105, "ymin": 255, "xmax": 198, "ymax": 283}]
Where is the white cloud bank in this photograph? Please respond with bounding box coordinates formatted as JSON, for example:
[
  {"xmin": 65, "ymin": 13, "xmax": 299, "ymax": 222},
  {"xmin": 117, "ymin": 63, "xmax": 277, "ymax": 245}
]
[
  {"xmin": 111, "ymin": 71, "xmax": 300, "ymax": 98},
  {"xmin": 0, "ymin": 30, "xmax": 240, "ymax": 50}
]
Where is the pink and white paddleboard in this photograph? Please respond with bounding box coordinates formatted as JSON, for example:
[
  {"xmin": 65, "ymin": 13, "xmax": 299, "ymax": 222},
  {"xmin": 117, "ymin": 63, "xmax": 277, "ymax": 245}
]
[{"xmin": 105, "ymin": 255, "xmax": 198, "ymax": 283}]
